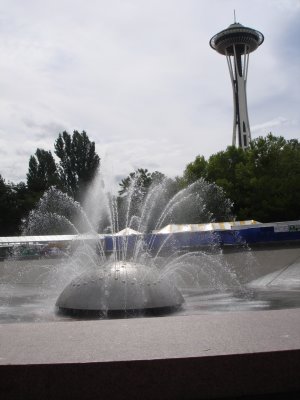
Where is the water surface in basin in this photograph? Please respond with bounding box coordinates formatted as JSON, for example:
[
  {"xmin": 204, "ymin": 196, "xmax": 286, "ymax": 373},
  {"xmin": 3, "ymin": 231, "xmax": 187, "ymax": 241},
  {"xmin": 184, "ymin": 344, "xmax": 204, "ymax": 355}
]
[{"xmin": 1, "ymin": 281, "xmax": 300, "ymax": 324}]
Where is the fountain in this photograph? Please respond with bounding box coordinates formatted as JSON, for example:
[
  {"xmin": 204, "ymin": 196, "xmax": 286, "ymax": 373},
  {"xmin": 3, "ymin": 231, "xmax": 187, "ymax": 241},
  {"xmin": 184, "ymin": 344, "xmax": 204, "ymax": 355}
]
[
  {"xmin": 1, "ymin": 170, "xmax": 300, "ymax": 322},
  {"xmin": 16, "ymin": 172, "xmax": 243, "ymax": 317},
  {"xmin": 1, "ymin": 170, "xmax": 300, "ymax": 400}
]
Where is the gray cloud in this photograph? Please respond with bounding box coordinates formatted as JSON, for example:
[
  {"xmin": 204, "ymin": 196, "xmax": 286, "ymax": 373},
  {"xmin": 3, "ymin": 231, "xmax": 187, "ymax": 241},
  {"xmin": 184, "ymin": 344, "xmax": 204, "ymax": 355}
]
[
  {"xmin": 22, "ymin": 118, "xmax": 67, "ymax": 139},
  {"xmin": 0, "ymin": 0, "xmax": 299, "ymax": 186},
  {"xmin": 252, "ymin": 117, "xmax": 289, "ymax": 132}
]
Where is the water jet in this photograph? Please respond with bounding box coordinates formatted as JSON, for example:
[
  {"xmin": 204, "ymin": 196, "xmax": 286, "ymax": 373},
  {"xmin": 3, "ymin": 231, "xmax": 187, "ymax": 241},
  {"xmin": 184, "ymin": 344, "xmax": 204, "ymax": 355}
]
[{"xmin": 13, "ymin": 175, "xmax": 235, "ymax": 317}]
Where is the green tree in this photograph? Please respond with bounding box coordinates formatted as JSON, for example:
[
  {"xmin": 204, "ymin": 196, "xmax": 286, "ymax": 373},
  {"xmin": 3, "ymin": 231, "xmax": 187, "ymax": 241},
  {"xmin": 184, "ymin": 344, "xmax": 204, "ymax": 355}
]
[
  {"xmin": 184, "ymin": 155, "xmax": 207, "ymax": 184},
  {"xmin": 12, "ymin": 182, "xmax": 36, "ymax": 232},
  {"xmin": 117, "ymin": 169, "xmax": 166, "ymax": 231},
  {"xmin": 243, "ymin": 134, "xmax": 300, "ymax": 221},
  {"xmin": 54, "ymin": 130, "xmax": 100, "ymax": 200},
  {"xmin": 118, "ymin": 169, "xmax": 165, "ymax": 197},
  {"xmin": 0, "ymin": 175, "xmax": 14, "ymax": 235},
  {"xmin": 27, "ymin": 148, "xmax": 59, "ymax": 192},
  {"xmin": 0, "ymin": 176, "xmax": 34, "ymax": 235},
  {"xmin": 206, "ymin": 146, "xmax": 248, "ymax": 218},
  {"xmin": 183, "ymin": 147, "xmax": 246, "ymax": 218},
  {"xmin": 159, "ymin": 178, "xmax": 233, "ymax": 225},
  {"xmin": 116, "ymin": 169, "xmax": 232, "ymax": 230},
  {"xmin": 184, "ymin": 134, "xmax": 300, "ymax": 222}
]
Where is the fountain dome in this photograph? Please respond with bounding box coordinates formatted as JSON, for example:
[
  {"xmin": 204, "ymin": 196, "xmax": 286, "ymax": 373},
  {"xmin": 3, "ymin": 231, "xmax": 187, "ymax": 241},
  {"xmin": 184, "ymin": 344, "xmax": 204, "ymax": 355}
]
[{"xmin": 56, "ymin": 261, "xmax": 184, "ymax": 313}]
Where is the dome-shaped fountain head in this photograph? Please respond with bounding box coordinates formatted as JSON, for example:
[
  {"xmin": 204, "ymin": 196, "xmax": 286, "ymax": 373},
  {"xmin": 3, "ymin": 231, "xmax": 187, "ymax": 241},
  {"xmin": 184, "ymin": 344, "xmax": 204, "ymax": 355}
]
[
  {"xmin": 56, "ymin": 261, "xmax": 184, "ymax": 315},
  {"xmin": 210, "ymin": 22, "xmax": 264, "ymax": 56}
]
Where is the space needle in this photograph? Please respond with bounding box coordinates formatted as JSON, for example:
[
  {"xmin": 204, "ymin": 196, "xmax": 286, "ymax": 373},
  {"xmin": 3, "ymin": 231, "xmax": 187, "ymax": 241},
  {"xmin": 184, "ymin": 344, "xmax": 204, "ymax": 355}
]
[{"xmin": 210, "ymin": 18, "xmax": 264, "ymax": 149}]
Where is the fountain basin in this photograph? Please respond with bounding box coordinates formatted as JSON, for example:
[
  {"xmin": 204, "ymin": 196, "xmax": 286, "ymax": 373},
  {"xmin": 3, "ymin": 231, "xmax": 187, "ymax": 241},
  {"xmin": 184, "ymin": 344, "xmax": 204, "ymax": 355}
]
[{"xmin": 56, "ymin": 261, "xmax": 184, "ymax": 313}]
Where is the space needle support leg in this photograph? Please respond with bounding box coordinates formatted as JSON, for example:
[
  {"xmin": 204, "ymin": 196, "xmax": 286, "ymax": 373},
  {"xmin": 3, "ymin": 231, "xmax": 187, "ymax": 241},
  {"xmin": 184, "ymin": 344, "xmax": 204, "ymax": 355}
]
[
  {"xmin": 244, "ymin": 47, "xmax": 251, "ymax": 144},
  {"xmin": 233, "ymin": 44, "xmax": 251, "ymax": 149},
  {"xmin": 226, "ymin": 50, "xmax": 237, "ymax": 147}
]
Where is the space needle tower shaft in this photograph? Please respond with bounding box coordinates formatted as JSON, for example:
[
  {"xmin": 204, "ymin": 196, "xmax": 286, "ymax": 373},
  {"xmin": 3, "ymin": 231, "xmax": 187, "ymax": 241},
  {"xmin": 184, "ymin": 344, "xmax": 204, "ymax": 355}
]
[{"xmin": 210, "ymin": 19, "xmax": 264, "ymax": 149}]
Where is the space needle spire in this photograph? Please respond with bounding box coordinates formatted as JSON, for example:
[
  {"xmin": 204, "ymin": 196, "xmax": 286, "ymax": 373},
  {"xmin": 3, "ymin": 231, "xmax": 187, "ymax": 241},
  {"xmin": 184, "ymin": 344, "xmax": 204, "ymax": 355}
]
[{"xmin": 210, "ymin": 18, "xmax": 264, "ymax": 149}]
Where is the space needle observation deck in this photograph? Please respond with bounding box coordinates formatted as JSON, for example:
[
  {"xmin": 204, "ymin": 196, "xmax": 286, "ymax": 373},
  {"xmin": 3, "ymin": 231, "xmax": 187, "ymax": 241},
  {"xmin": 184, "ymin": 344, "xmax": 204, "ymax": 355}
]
[{"xmin": 210, "ymin": 21, "xmax": 264, "ymax": 149}]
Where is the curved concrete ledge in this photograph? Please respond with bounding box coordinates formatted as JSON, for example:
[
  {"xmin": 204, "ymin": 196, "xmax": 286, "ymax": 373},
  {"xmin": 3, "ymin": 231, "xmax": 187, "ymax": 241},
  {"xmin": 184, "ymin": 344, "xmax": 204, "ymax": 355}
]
[{"xmin": 0, "ymin": 309, "xmax": 300, "ymax": 399}]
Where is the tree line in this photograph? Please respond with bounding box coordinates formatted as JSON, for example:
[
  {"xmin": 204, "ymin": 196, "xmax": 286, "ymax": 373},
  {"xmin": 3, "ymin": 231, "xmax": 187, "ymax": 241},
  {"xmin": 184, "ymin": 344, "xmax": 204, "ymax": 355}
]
[
  {"xmin": 0, "ymin": 130, "xmax": 99, "ymax": 235},
  {"xmin": 1, "ymin": 131, "xmax": 300, "ymax": 236},
  {"xmin": 183, "ymin": 133, "xmax": 300, "ymax": 222}
]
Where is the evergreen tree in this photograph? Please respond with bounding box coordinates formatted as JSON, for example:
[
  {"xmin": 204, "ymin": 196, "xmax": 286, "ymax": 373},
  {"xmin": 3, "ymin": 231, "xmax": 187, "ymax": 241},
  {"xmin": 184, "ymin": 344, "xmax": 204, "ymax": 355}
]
[
  {"xmin": 54, "ymin": 130, "xmax": 100, "ymax": 200},
  {"xmin": 27, "ymin": 148, "xmax": 59, "ymax": 192}
]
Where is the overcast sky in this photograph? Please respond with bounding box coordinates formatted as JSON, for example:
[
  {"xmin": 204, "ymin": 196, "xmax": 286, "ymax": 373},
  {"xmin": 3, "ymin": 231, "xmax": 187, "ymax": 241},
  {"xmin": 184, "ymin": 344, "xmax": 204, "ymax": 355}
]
[{"xmin": 0, "ymin": 0, "xmax": 299, "ymax": 189}]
